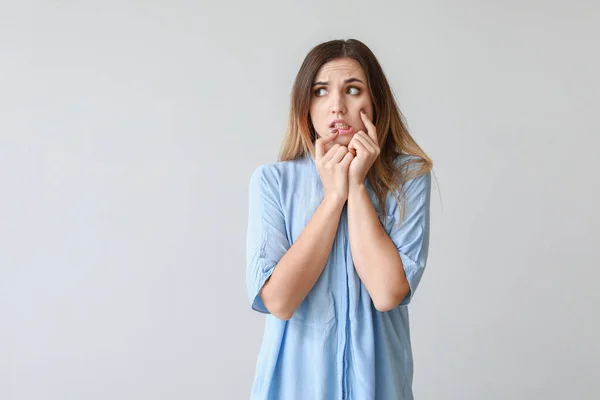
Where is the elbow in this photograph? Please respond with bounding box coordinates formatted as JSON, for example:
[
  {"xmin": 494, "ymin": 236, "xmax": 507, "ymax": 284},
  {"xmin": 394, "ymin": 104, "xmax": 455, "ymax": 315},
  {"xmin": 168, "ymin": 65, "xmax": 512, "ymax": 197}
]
[
  {"xmin": 373, "ymin": 298, "xmax": 400, "ymax": 313},
  {"xmin": 271, "ymin": 307, "xmax": 294, "ymax": 321},
  {"xmin": 267, "ymin": 302, "xmax": 295, "ymax": 321},
  {"xmin": 260, "ymin": 291, "xmax": 295, "ymax": 321},
  {"xmin": 259, "ymin": 276, "xmax": 297, "ymax": 321},
  {"xmin": 373, "ymin": 284, "xmax": 410, "ymax": 312}
]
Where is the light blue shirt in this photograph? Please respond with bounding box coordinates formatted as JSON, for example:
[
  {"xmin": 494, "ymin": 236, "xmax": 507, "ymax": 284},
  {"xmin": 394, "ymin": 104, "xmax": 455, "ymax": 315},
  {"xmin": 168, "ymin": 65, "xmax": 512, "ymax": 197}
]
[{"xmin": 246, "ymin": 154, "xmax": 431, "ymax": 400}]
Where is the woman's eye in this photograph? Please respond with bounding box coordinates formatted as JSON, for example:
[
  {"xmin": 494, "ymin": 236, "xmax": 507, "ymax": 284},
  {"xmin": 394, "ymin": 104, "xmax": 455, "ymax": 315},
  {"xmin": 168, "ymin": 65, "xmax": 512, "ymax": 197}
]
[{"xmin": 314, "ymin": 87, "xmax": 360, "ymax": 96}]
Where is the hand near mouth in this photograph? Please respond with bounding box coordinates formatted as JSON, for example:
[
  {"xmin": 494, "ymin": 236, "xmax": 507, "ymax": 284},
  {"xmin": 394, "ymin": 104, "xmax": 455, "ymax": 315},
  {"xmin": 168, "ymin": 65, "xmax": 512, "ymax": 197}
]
[
  {"xmin": 348, "ymin": 110, "xmax": 380, "ymax": 187},
  {"xmin": 314, "ymin": 130, "xmax": 355, "ymax": 204}
]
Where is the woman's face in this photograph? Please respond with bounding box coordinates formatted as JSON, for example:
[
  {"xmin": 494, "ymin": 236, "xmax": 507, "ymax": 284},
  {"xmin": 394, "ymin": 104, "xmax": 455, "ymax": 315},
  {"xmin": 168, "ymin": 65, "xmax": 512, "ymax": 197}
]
[{"xmin": 309, "ymin": 58, "xmax": 374, "ymax": 150}]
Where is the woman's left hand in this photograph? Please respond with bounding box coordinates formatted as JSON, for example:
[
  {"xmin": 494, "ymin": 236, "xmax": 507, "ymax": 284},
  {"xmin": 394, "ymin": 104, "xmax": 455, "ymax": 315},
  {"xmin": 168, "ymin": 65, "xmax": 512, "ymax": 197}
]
[{"xmin": 348, "ymin": 109, "xmax": 380, "ymax": 187}]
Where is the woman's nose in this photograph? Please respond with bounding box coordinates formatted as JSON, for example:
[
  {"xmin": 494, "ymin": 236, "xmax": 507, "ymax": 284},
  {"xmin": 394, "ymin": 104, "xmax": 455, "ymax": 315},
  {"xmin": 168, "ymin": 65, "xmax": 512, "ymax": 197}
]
[{"xmin": 330, "ymin": 93, "xmax": 346, "ymax": 114}]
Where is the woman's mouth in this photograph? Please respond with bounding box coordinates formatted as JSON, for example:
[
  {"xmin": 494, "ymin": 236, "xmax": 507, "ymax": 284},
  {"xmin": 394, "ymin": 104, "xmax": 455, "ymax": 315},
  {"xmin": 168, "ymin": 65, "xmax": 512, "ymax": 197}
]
[{"xmin": 330, "ymin": 123, "xmax": 356, "ymax": 135}]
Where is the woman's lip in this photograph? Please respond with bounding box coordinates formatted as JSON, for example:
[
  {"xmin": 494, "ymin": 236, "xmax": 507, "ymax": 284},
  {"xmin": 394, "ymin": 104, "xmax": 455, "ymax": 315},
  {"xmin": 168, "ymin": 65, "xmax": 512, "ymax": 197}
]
[{"xmin": 331, "ymin": 126, "xmax": 355, "ymax": 135}]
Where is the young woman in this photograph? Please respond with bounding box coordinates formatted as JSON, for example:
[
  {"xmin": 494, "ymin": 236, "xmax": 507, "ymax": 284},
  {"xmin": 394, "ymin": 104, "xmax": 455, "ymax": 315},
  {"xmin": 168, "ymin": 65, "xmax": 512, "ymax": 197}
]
[{"xmin": 246, "ymin": 38, "xmax": 433, "ymax": 400}]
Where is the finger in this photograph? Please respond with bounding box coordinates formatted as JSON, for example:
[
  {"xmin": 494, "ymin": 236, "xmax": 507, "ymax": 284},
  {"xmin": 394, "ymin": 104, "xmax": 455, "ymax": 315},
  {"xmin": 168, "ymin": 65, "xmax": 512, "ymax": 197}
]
[
  {"xmin": 357, "ymin": 130, "xmax": 380, "ymax": 156},
  {"xmin": 340, "ymin": 151, "xmax": 354, "ymax": 169},
  {"xmin": 316, "ymin": 130, "xmax": 339, "ymax": 159},
  {"xmin": 353, "ymin": 132, "xmax": 376, "ymax": 153},
  {"xmin": 355, "ymin": 130, "xmax": 374, "ymax": 145},
  {"xmin": 347, "ymin": 139, "xmax": 357, "ymax": 156},
  {"xmin": 330, "ymin": 145, "xmax": 349, "ymax": 164},
  {"xmin": 360, "ymin": 109, "xmax": 378, "ymax": 143},
  {"xmin": 349, "ymin": 138, "xmax": 367, "ymax": 156},
  {"xmin": 322, "ymin": 144, "xmax": 342, "ymax": 162}
]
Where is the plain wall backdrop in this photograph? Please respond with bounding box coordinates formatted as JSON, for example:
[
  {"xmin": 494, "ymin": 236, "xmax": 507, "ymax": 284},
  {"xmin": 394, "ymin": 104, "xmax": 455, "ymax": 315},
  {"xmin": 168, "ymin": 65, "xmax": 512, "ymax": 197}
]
[{"xmin": 1, "ymin": 1, "xmax": 599, "ymax": 399}]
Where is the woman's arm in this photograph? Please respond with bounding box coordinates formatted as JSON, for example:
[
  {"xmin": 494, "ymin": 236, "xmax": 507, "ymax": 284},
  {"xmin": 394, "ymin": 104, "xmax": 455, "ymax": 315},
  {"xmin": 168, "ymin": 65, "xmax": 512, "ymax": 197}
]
[
  {"xmin": 347, "ymin": 183, "xmax": 409, "ymax": 312},
  {"xmin": 248, "ymin": 132, "xmax": 353, "ymax": 320},
  {"xmin": 260, "ymin": 195, "xmax": 344, "ymax": 320},
  {"xmin": 347, "ymin": 170, "xmax": 431, "ymax": 311}
]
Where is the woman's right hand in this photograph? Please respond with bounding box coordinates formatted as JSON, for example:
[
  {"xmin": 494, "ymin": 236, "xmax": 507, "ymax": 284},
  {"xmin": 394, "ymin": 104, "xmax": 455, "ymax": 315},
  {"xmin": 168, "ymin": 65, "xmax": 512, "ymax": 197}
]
[{"xmin": 315, "ymin": 131, "xmax": 355, "ymax": 204}]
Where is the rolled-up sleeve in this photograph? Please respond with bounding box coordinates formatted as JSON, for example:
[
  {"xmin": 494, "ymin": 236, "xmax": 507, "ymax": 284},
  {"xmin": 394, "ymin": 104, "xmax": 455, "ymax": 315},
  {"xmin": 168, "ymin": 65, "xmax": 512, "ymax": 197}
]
[
  {"xmin": 386, "ymin": 167, "xmax": 432, "ymax": 306},
  {"xmin": 246, "ymin": 165, "xmax": 291, "ymax": 314}
]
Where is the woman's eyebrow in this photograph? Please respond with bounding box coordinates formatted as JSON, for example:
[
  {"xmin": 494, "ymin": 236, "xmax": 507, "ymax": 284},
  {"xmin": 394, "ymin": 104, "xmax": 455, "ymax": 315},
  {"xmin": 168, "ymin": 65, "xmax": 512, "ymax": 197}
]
[{"xmin": 312, "ymin": 78, "xmax": 364, "ymax": 86}]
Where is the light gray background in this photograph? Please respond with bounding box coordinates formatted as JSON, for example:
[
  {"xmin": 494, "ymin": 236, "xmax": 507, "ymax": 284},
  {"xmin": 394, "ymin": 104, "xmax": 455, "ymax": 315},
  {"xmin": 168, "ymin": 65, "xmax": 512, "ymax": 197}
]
[{"xmin": 1, "ymin": 1, "xmax": 598, "ymax": 399}]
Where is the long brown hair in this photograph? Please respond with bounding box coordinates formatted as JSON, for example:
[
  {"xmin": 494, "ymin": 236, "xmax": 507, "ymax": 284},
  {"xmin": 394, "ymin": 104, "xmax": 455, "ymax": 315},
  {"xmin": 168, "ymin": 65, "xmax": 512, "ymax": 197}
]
[{"xmin": 278, "ymin": 39, "xmax": 433, "ymax": 224}]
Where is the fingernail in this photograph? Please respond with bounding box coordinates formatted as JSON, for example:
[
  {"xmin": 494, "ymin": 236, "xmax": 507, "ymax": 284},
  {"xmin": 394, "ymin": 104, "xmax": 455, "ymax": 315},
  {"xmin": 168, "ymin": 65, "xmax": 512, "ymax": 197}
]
[{"xmin": 360, "ymin": 109, "xmax": 365, "ymax": 114}]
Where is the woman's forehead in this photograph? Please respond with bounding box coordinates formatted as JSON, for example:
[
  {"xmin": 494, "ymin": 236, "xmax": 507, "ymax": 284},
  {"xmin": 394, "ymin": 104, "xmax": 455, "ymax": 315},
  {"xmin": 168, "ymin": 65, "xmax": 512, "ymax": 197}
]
[{"xmin": 314, "ymin": 58, "xmax": 366, "ymax": 82}]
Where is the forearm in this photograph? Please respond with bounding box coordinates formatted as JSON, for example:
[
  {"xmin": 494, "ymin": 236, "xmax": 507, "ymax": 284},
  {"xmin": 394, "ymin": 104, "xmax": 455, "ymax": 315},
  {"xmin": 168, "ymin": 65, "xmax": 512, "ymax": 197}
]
[
  {"xmin": 260, "ymin": 195, "xmax": 345, "ymax": 320},
  {"xmin": 347, "ymin": 183, "xmax": 409, "ymax": 311}
]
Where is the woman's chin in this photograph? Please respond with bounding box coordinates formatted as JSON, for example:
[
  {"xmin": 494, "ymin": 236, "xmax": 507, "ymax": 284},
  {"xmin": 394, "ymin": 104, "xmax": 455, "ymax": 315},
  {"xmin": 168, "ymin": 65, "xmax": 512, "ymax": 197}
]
[{"xmin": 335, "ymin": 134, "xmax": 354, "ymax": 144}]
